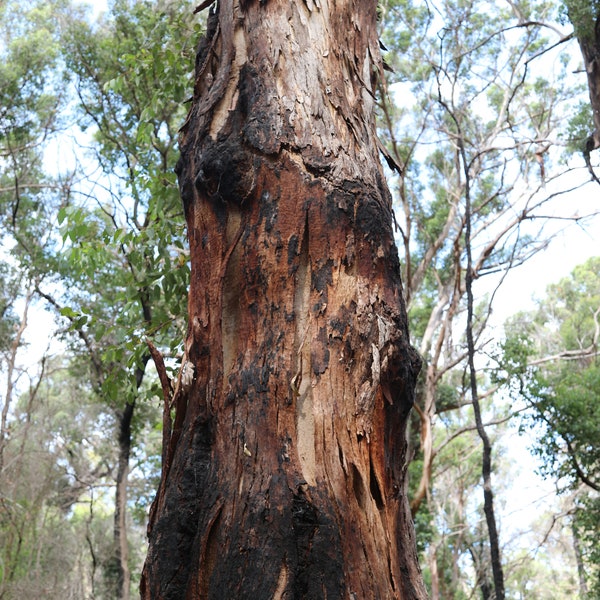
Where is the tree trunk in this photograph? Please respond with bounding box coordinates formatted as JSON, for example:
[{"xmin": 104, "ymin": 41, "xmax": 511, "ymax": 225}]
[
  {"xmin": 0, "ymin": 289, "xmax": 31, "ymax": 477},
  {"xmin": 463, "ymin": 134, "xmax": 504, "ymax": 599},
  {"xmin": 427, "ymin": 543, "xmax": 440, "ymax": 600},
  {"xmin": 575, "ymin": 11, "xmax": 600, "ymax": 146},
  {"xmin": 571, "ymin": 519, "xmax": 589, "ymax": 598},
  {"xmin": 113, "ymin": 400, "xmax": 134, "ymax": 600},
  {"xmin": 571, "ymin": 5, "xmax": 600, "ymax": 183},
  {"xmin": 113, "ymin": 357, "xmax": 150, "ymax": 599},
  {"xmin": 141, "ymin": 1, "xmax": 426, "ymax": 598}
]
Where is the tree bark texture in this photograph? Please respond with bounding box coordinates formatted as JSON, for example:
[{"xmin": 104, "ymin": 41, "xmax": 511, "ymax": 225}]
[
  {"xmin": 141, "ymin": 1, "xmax": 425, "ymax": 598},
  {"xmin": 575, "ymin": 10, "xmax": 600, "ymax": 151}
]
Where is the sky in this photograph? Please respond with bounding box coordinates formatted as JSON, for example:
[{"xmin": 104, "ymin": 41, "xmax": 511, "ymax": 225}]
[
  {"xmin": 77, "ymin": 0, "xmax": 107, "ymax": 17},
  {"xmin": 490, "ymin": 177, "xmax": 600, "ymax": 321}
]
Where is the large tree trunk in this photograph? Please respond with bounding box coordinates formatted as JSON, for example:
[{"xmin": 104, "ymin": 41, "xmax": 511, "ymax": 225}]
[{"xmin": 141, "ymin": 1, "xmax": 426, "ymax": 598}]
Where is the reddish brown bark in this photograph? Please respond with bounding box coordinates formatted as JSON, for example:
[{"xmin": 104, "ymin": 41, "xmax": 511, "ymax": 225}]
[{"xmin": 141, "ymin": 1, "xmax": 426, "ymax": 598}]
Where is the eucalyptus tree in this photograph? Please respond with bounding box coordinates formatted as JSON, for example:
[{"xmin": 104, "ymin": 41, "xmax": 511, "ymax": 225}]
[
  {"xmin": 0, "ymin": 0, "xmax": 69, "ymax": 225},
  {"xmin": 0, "ymin": 0, "xmax": 72, "ymax": 554},
  {"xmin": 2, "ymin": 0, "xmax": 596, "ymax": 596},
  {"xmin": 0, "ymin": 354, "xmax": 121, "ymax": 599},
  {"xmin": 0, "ymin": 0, "xmax": 69, "ymax": 356},
  {"xmin": 141, "ymin": 0, "xmax": 427, "ymax": 597},
  {"xmin": 0, "ymin": 3, "xmax": 97, "ymax": 596}
]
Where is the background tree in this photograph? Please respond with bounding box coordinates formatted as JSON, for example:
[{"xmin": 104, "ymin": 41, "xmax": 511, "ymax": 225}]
[
  {"xmin": 500, "ymin": 256, "xmax": 600, "ymax": 598},
  {"xmin": 375, "ymin": 0, "xmax": 593, "ymax": 594},
  {"xmin": 0, "ymin": 354, "xmax": 117, "ymax": 599},
  {"xmin": 2, "ymin": 0, "xmax": 198, "ymax": 597},
  {"xmin": 43, "ymin": 1, "xmax": 200, "ymax": 596}
]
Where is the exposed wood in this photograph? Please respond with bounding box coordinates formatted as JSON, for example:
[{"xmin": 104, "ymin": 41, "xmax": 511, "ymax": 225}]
[{"xmin": 142, "ymin": 1, "xmax": 426, "ymax": 597}]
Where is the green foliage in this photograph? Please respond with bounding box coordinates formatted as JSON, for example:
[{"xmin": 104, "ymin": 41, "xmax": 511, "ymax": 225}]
[
  {"xmin": 0, "ymin": 263, "xmax": 20, "ymax": 352},
  {"xmin": 530, "ymin": 364, "xmax": 600, "ymax": 487},
  {"xmin": 1, "ymin": 0, "xmax": 201, "ymax": 595},
  {"xmin": 46, "ymin": 6, "xmax": 201, "ymax": 591},
  {"xmin": 500, "ymin": 257, "xmax": 600, "ymax": 593},
  {"xmin": 0, "ymin": 356, "xmax": 162, "ymax": 598},
  {"xmin": 0, "ymin": 0, "xmax": 69, "ymax": 263},
  {"xmin": 502, "ymin": 259, "xmax": 600, "ymax": 489},
  {"xmin": 374, "ymin": 2, "xmax": 595, "ymax": 596},
  {"xmin": 0, "ymin": 357, "xmax": 113, "ymax": 597},
  {"xmin": 544, "ymin": 257, "xmax": 600, "ymax": 351},
  {"xmin": 564, "ymin": 101, "xmax": 594, "ymax": 153},
  {"xmin": 564, "ymin": 0, "xmax": 600, "ymax": 42},
  {"xmin": 0, "ymin": 1, "xmax": 65, "ymax": 146},
  {"xmin": 49, "ymin": 0, "xmax": 201, "ymax": 407},
  {"xmin": 505, "ymin": 541, "xmax": 580, "ymax": 598}
]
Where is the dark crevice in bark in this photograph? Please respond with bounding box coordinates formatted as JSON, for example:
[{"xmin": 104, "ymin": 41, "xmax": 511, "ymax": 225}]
[
  {"xmin": 369, "ymin": 454, "xmax": 385, "ymax": 511},
  {"xmin": 351, "ymin": 463, "xmax": 367, "ymax": 510}
]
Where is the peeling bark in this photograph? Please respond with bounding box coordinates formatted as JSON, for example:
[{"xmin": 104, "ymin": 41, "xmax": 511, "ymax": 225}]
[{"xmin": 141, "ymin": 1, "xmax": 426, "ymax": 598}]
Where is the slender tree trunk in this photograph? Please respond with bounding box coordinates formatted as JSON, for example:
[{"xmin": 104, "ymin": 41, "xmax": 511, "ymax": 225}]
[
  {"xmin": 428, "ymin": 543, "xmax": 440, "ymax": 600},
  {"xmin": 142, "ymin": 1, "xmax": 426, "ymax": 598},
  {"xmin": 0, "ymin": 288, "xmax": 31, "ymax": 476},
  {"xmin": 113, "ymin": 358, "xmax": 150, "ymax": 600},
  {"xmin": 113, "ymin": 400, "xmax": 134, "ymax": 600},
  {"xmin": 410, "ymin": 277, "xmax": 460, "ymax": 517},
  {"xmin": 571, "ymin": 518, "xmax": 589, "ymax": 597},
  {"xmin": 463, "ymin": 145, "xmax": 504, "ymax": 599}
]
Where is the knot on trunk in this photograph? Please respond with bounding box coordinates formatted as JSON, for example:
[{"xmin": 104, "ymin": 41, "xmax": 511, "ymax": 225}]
[{"xmin": 194, "ymin": 139, "xmax": 256, "ymax": 207}]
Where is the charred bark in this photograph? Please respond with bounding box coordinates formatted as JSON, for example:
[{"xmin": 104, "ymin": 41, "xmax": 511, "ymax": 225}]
[{"xmin": 142, "ymin": 1, "xmax": 426, "ymax": 598}]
